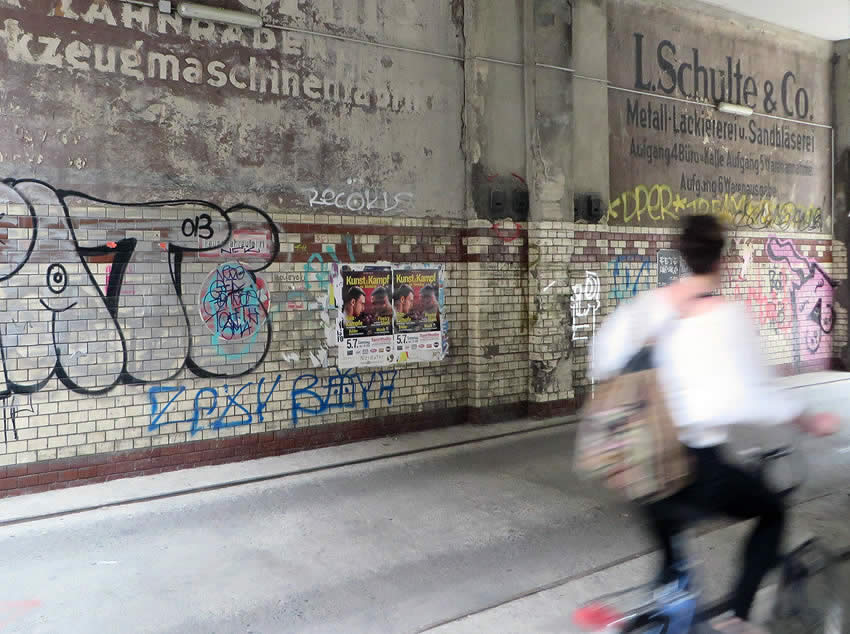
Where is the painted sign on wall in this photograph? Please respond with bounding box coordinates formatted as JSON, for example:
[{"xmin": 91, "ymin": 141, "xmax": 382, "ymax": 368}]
[
  {"xmin": 606, "ymin": 0, "xmax": 831, "ymax": 233},
  {"xmin": 657, "ymin": 249, "xmax": 683, "ymax": 287},
  {"xmin": 0, "ymin": 0, "xmax": 464, "ymax": 213}
]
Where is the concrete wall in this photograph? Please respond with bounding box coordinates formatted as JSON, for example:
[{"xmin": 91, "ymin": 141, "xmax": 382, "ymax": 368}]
[
  {"xmin": 0, "ymin": 0, "xmax": 845, "ymax": 496},
  {"xmin": 0, "ymin": 0, "xmax": 465, "ymax": 215}
]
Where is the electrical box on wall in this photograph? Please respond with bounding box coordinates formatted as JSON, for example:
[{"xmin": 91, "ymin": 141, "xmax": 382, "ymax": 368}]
[
  {"xmin": 488, "ymin": 188, "xmax": 529, "ymax": 221},
  {"xmin": 489, "ymin": 189, "xmax": 507, "ymax": 219},
  {"xmin": 512, "ymin": 189, "xmax": 529, "ymax": 221},
  {"xmin": 575, "ymin": 193, "xmax": 603, "ymax": 224}
]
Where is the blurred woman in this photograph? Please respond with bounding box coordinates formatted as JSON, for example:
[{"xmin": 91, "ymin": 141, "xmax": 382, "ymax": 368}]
[{"xmin": 590, "ymin": 214, "xmax": 837, "ymax": 633}]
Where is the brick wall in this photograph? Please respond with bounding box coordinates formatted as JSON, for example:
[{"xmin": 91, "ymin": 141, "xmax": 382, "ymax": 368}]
[
  {"xmin": 0, "ymin": 181, "xmax": 843, "ymax": 497},
  {"xmin": 527, "ymin": 223, "xmax": 847, "ymax": 407}
]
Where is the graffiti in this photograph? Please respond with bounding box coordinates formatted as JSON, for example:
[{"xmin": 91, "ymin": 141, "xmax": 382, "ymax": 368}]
[
  {"xmin": 105, "ymin": 263, "xmax": 136, "ymax": 295},
  {"xmin": 345, "ymin": 234, "xmax": 355, "ymax": 262},
  {"xmin": 570, "ymin": 272, "xmax": 600, "ymax": 343},
  {"xmin": 305, "ymin": 248, "xmax": 336, "ymax": 293},
  {"xmin": 609, "ymin": 255, "xmax": 650, "ymax": 304},
  {"xmin": 276, "ymin": 244, "xmax": 353, "ymax": 363},
  {"xmin": 734, "ymin": 274, "xmax": 790, "ymax": 335},
  {"xmin": 657, "ymin": 249, "xmax": 683, "ymax": 288},
  {"xmin": 303, "ymin": 187, "xmax": 414, "ymax": 213},
  {"xmin": 0, "ymin": 393, "xmax": 35, "ymax": 443},
  {"xmin": 148, "ymin": 374, "xmax": 283, "ymax": 434},
  {"xmin": 767, "ymin": 237, "xmax": 837, "ymax": 367},
  {"xmin": 490, "ymin": 219, "xmax": 523, "ymax": 243},
  {"xmin": 200, "ymin": 228, "xmax": 272, "ymax": 259},
  {"xmin": 736, "ymin": 238, "xmax": 755, "ymax": 280},
  {"xmin": 768, "ymin": 269, "xmax": 786, "ymax": 293},
  {"xmin": 199, "ymin": 262, "xmax": 271, "ymax": 343},
  {"xmin": 528, "ymin": 243, "xmax": 541, "ymax": 270},
  {"xmin": 606, "ymin": 184, "xmax": 824, "ymax": 233},
  {"xmin": 0, "ymin": 178, "xmax": 280, "ymax": 405},
  {"xmin": 291, "ymin": 368, "xmax": 397, "ymax": 425},
  {"xmin": 0, "ymin": 599, "xmax": 41, "ymax": 630}
]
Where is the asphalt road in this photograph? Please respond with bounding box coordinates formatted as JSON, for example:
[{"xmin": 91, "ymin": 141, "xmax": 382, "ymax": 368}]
[{"xmin": 0, "ymin": 417, "xmax": 848, "ymax": 633}]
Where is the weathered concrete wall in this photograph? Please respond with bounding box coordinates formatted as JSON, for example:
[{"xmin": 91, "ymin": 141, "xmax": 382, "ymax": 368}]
[
  {"xmin": 834, "ymin": 40, "xmax": 850, "ymax": 240},
  {"xmin": 463, "ymin": 0, "xmax": 526, "ymax": 220},
  {"xmin": 569, "ymin": 0, "xmax": 607, "ymax": 216},
  {"xmin": 0, "ymin": 0, "xmax": 846, "ymax": 498},
  {"xmin": 0, "ymin": 0, "xmax": 465, "ymax": 216},
  {"xmin": 830, "ymin": 39, "xmax": 849, "ymax": 364},
  {"xmin": 607, "ymin": 0, "xmax": 833, "ymax": 235}
]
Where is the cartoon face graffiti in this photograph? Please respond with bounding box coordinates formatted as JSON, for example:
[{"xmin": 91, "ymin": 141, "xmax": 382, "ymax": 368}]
[
  {"xmin": 767, "ymin": 237, "xmax": 838, "ymax": 368},
  {"xmin": 40, "ymin": 263, "xmax": 75, "ymax": 313},
  {"xmin": 0, "ymin": 179, "xmax": 280, "ymax": 399},
  {"xmin": 796, "ymin": 268, "xmax": 835, "ymax": 354}
]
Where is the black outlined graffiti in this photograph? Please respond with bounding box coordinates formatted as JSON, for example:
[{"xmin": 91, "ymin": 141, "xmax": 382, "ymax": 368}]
[
  {"xmin": 0, "ymin": 393, "xmax": 35, "ymax": 443},
  {"xmin": 766, "ymin": 237, "xmax": 837, "ymax": 368},
  {"xmin": 0, "ymin": 178, "xmax": 280, "ymax": 401}
]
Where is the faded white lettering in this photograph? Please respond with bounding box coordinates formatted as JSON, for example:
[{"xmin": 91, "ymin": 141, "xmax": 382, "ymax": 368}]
[
  {"xmin": 81, "ymin": 2, "xmax": 117, "ymax": 26},
  {"xmin": 303, "ymin": 187, "xmax": 415, "ymax": 213},
  {"xmin": 93, "ymin": 43, "xmax": 116, "ymax": 72},
  {"xmin": 157, "ymin": 12, "xmax": 182, "ymax": 36},
  {"xmin": 0, "ymin": 20, "xmax": 420, "ymax": 114},
  {"xmin": 252, "ymin": 27, "xmax": 276, "ymax": 51},
  {"xmin": 207, "ymin": 60, "xmax": 227, "ymax": 87},
  {"xmin": 65, "ymin": 40, "xmax": 91, "ymax": 70},
  {"xmin": 189, "ymin": 19, "xmax": 216, "ymax": 43},
  {"xmin": 121, "ymin": 3, "xmax": 151, "ymax": 31},
  {"xmin": 48, "ymin": 0, "xmax": 78, "ymax": 20},
  {"xmin": 280, "ymin": 31, "xmax": 303, "ymax": 56},
  {"xmin": 220, "ymin": 25, "xmax": 245, "ymax": 46},
  {"xmin": 119, "ymin": 43, "xmax": 144, "ymax": 80},
  {"xmin": 36, "ymin": 36, "xmax": 63, "ymax": 67},
  {"xmin": 228, "ymin": 65, "xmax": 247, "ymax": 90},
  {"xmin": 303, "ymin": 74, "xmax": 322, "ymax": 100},
  {"xmin": 1, "ymin": 19, "xmax": 37, "ymax": 63},
  {"xmin": 148, "ymin": 51, "xmax": 179, "ymax": 81},
  {"xmin": 182, "ymin": 57, "xmax": 203, "ymax": 83}
]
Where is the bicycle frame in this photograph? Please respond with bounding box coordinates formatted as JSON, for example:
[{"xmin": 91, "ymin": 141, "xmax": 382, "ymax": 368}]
[{"xmin": 576, "ymin": 441, "xmax": 809, "ymax": 634}]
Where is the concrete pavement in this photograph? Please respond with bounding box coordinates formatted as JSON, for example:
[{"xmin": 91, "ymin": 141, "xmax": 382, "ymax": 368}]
[{"xmin": 0, "ymin": 372, "xmax": 848, "ymax": 633}]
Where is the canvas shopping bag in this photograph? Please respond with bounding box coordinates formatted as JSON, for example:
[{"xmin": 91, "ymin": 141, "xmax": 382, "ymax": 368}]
[{"xmin": 574, "ymin": 345, "xmax": 694, "ymax": 504}]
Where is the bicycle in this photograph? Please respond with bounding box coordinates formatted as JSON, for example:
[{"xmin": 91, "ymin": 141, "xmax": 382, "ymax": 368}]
[{"xmin": 573, "ymin": 440, "xmax": 845, "ymax": 634}]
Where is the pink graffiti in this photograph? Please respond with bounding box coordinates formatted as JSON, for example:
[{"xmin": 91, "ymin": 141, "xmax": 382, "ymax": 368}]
[
  {"xmin": 490, "ymin": 220, "xmax": 523, "ymax": 243},
  {"xmin": 767, "ymin": 237, "xmax": 837, "ymax": 370},
  {"xmin": 733, "ymin": 279, "xmax": 791, "ymax": 335},
  {"xmin": 0, "ymin": 600, "xmax": 41, "ymax": 629}
]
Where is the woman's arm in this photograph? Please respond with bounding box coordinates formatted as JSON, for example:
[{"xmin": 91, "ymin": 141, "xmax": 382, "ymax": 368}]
[
  {"xmin": 590, "ymin": 290, "xmax": 675, "ymax": 381},
  {"xmin": 719, "ymin": 304, "xmax": 806, "ymax": 425}
]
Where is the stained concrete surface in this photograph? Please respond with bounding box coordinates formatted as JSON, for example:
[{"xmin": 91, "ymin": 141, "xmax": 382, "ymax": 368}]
[{"xmin": 0, "ymin": 374, "xmax": 849, "ymax": 634}]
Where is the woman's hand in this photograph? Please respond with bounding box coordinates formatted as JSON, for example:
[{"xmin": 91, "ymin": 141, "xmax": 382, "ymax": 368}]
[{"xmin": 794, "ymin": 412, "xmax": 841, "ymax": 436}]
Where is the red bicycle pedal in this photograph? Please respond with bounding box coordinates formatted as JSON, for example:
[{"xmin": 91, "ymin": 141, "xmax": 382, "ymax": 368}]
[{"xmin": 573, "ymin": 603, "xmax": 624, "ymax": 631}]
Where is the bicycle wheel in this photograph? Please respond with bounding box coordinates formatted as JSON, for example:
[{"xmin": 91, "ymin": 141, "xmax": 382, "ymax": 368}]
[{"xmin": 771, "ymin": 538, "xmax": 844, "ymax": 634}]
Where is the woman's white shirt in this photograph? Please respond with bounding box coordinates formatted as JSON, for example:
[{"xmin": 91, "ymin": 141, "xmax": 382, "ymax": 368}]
[{"xmin": 590, "ymin": 290, "xmax": 804, "ymax": 448}]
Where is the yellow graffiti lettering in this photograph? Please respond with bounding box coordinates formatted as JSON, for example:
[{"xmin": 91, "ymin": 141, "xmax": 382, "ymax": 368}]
[
  {"xmin": 605, "ymin": 195, "xmax": 621, "ymax": 222},
  {"xmin": 623, "ymin": 189, "xmax": 639, "ymax": 223},
  {"xmin": 778, "ymin": 201, "xmax": 795, "ymax": 230},
  {"xmin": 643, "ymin": 185, "xmax": 664, "ymax": 221},
  {"xmin": 635, "ymin": 185, "xmax": 650, "ymax": 222},
  {"xmin": 610, "ymin": 185, "xmax": 824, "ymax": 233},
  {"xmin": 657, "ymin": 185, "xmax": 676, "ymax": 221}
]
